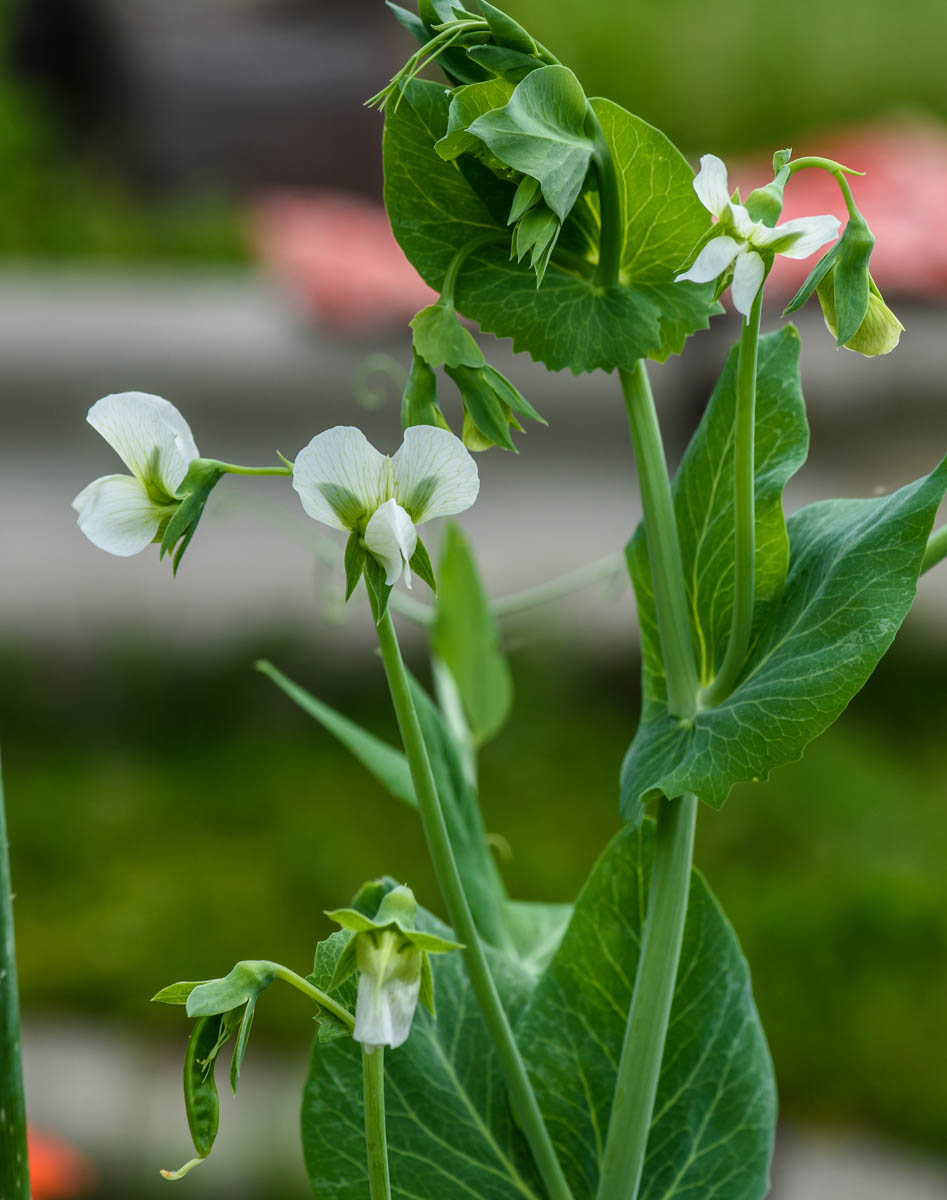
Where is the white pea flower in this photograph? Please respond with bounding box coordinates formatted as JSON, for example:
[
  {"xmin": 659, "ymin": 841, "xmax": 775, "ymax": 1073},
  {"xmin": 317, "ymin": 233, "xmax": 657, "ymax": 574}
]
[
  {"xmin": 292, "ymin": 425, "xmax": 479, "ymax": 587},
  {"xmin": 676, "ymin": 154, "xmax": 841, "ymax": 316},
  {"xmin": 72, "ymin": 392, "xmax": 199, "ymax": 556}
]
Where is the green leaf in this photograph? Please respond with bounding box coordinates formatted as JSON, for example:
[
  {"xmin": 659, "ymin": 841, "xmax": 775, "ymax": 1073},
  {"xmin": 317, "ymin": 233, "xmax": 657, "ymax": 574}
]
[
  {"xmin": 411, "ymin": 301, "xmax": 485, "ymax": 368},
  {"xmin": 185, "ymin": 960, "xmax": 274, "ymax": 1017},
  {"xmin": 466, "ymin": 43, "xmax": 543, "ymax": 83},
  {"xmin": 467, "ymin": 65, "xmax": 593, "ymax": 222},
  {"xmin": 515, "ymin": 824, "xmax": 777, "ymax": 1199},
  {"xmin": 152, "ymin": 980, "xmax": 202, "ymax": 1005},
  {"xmin": 409, "ymin": 536, "xmax": 437, "ymax": 592},
  {"xmin": 302, "ymin": 908, "xmax": 545, "ymax": 1200},
  {"xmin": 623, "ymin": 332, "xmax": 947, "ymax": 812},
  {"xmin": 433, "ymin": 522, "xmax": 513, "ymax": 743},
  {"xmin": 475, "ymin": 1, "xmax": 537, "ymax": 54},
  {"xmin": 509, "ymin": 172, "xmax": 541, "ymax": 222},
  {"xmin": 503, "ymin": 899, "xmax": 572, "ymax": 977},
  {"xmin": 255, "ymin": 659, "xmax": 416, "ymax": 809},
  {"xmin": 229, "ymin": 992, "xmax": 258, "ymax": 1093},
  {"xmin": 435, "ymin": 78, "xmax": 515, "ymax": 163},
  {"xmin": 383, "ymin": 79, "xmax": 715, "ymax": 372},
  {"xmin": 401, "ymin": 351, "xmax": 448, "ymax": 432}
]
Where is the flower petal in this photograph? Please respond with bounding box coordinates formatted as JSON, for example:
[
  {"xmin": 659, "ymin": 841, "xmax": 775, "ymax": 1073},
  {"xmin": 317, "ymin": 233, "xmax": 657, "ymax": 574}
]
[
  {"xmin": 759, "ymin": 214, "xmax": 841, "ymax": 258},
  {"xmin": 364, "ymin": 499, "xmax": 418, "ymax": 586},
  {"xmin": 292, "ymin": 426, "xmax": 388, "ymax": 531},
  {"xmin": 353, "ymin": 970, "xmax": 421, "ymax": 1051},
  {"xmin": 391, "ymin": 426, "xmax": 479, "ymax": 524},
  {"xmin": 730, "ymin": 250, "xmax": 766, "ymax": 316},
  {"xmin": 676, "ymin": 235, "xmax": 741, "ymax": 285},
  {"xmin": 87, "ymin": 392, "xmax": 198, "ymax": 496},
  {"xmin": 693, "ymin": 154, "xmax": 731, "ymax": 217},
  {"xmin": 72, "ymin": 474, "xmax": 163, "ymax": 556}
]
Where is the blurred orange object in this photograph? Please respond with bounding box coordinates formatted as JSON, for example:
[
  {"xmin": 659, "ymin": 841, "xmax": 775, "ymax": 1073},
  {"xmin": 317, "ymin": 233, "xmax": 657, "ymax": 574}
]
[
  {"xmin": 254, "ymin": 190, "xmax": 436, "ymax": 332},
  {"xmin": 28, "ymin": 1128, "xmax": 95, "ymax": 1199}
]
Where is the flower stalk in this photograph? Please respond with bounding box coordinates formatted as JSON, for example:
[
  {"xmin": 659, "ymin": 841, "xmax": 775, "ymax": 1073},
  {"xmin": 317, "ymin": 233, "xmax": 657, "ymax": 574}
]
[
  {"xmin": 362, "ymin": 1046, "xmax": 392, "ymax": 1200},
  {"xmin": 700, "ymin": 282, "xmax": 765, "ymax": 708},
  {"xmin": 1, "ymin": 758, "xmax": 30, "ymax": 1200},
  {"xmin": 373, "ymin": 608, "xmax": 574, "ymax": 1200}
]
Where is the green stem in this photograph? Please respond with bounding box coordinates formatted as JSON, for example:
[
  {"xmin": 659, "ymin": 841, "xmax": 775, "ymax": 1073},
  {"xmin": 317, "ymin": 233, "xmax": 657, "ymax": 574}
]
[
  {"xmin": 362, "ymin": 1047, "xmax": 392, "ymax": 1200},
  {"xmin": 596, "ymin": 793, "xmax": 698, "ymax": 1200},
  {"xmin": 922, "ymin": 523, "xmax": 947, "ymax": 574},
  {"xmin": 268, "ymin": 964, "xmax": 355, "ymax": 1030},
  {"xmin": 700, "ymin": 286, "xmax": 763, "ymax": 708},
  {"xmin": 440, "ymin": 232, "xmax": 508, "ymax": 307},
  {"xmin": 619, "ymin": 362, "xmax": 698, "ymax": 719},
  {"xmin": 586, "ymin": 107, "xmax": 623, "ymax": 290},
  {"xmin": 786, "ymin": 155, "xmax": 864, "ymax": 179},
  {"xmin": 215, "ymin": 462, "xmax": 292, "ymax": 477},
  {"xmin": 374, "ymin": 609, "xmax": 574, "ymax": 1200},
  {"xmin": 1, "ymin": 756, "xmax": 30, "ymax": 1200}
]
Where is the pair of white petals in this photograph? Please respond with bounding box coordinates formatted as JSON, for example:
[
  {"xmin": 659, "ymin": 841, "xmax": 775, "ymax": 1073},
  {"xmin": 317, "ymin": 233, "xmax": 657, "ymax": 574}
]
[
  {"xmin": 74, "ymin": 393, "xmax": 480, "ymax": 588},
  {"xmin": 676, "ymin": 154, "xmax": 841, "ymax": 316}
]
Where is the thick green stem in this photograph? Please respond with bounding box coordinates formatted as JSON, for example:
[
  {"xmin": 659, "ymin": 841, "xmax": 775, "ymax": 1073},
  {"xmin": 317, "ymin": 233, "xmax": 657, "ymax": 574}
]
[
  {"xmin": 362, "ymin": 1047, "xmax": 392, "ymax": 1200},
  {"xmin": 620, "ymin": 362, "xmax": 698, "ymax": 719},
  {"xmin": 587, "ymin": 108, "xmax": 623, "ymax": 290},
  {"xmin": 922, "ymin": 523, "xmax": 947, "ymax": 574},
  {"xmin": 375, "ymin": 610, "xmax": 573, "ymax": 1200},
  {"xmin": 700, "ymin": 287, "xmax": 763, "ymax": 708},
  {"xmin": 1, "ymin": 757, "xmax": 30, "ymax": 1200},
  {"xmin": 596, "ymin": 793, "xmax": 698, "ymax": 1200}
]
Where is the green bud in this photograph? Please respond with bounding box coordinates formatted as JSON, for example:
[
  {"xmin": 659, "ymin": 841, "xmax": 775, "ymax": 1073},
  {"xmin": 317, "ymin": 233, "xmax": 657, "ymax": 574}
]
[
  {"xmin": 159, "ymin": 458, "xmax": 226, "ymax": 574},
  {"xmin": 401, "ymin": 352, "xmax": 451, "ymax": 433},
  {"xmin": 744, "ymin": 164, "xmax": 789, "ymax": 227},
  {"xmin": 817, "ymin": 274, "xmax": 904, "ymax": 356}
]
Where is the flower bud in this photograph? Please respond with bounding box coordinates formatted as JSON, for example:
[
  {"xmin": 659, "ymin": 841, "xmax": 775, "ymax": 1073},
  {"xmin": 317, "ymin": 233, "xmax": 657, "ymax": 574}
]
[
  {"xmin": 817, "ymin": 274, "xmax": 904, "ymax": 356},
  {"xmin": 744, "ymin": 163, "xmax": 789, "ymax": 227}
]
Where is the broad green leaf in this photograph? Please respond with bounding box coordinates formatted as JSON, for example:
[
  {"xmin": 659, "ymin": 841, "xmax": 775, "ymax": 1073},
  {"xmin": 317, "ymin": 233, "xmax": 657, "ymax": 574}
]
[
  {"xmin": 623, "ymin": 389, "xmax": 947, "ymax": 814},
  {"xmin": 433, "ymin": 522, "xmax": 513, "ymax": 744},
  {"xmin": 467, "ymin": 65, "xmax": 594, "ymax": 221},
  {"xmin": 185, "ymin": 960, "xmax": 274, "ymax": 1018},
  {"xmin": 302, "ymin": 908, "xmax": 545, "ymax": 1200},
  {"xmin": 516, "ymin": 824, "xmax": 777, "ymax": 1200},
  {"xmin": 383, "ymin": 79, "xmax": 715, "ymax": 372},
  {"xmin": 255, "ymin": 659, "xmax": 416, "ymax": 808},
  {"xmin": 467, "ymin": 43, "xmax": 543, "ymax": 83},
  {"xmin": 152, "ymin": 980, "xmax": 201, "ymax": 1005}
]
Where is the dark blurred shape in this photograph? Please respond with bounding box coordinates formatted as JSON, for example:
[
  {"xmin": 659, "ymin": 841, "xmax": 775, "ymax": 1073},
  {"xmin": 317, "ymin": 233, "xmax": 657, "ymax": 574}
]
[{"xmin": 9, "ymin": 0, "xmax": 405, "ymax": 197}]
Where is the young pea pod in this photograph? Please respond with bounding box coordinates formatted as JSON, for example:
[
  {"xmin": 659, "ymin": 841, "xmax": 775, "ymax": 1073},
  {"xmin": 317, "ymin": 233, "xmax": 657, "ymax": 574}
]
[{"xmin": 158, "ymin": 1013, "xmax": 229, "ymax": 1180}]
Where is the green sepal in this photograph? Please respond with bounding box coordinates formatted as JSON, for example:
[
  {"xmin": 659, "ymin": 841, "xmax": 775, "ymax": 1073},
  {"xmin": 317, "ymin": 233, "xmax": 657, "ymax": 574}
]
[
  {"xmin": 411, "ymin": 301, "xmax": 485, "ymax": 368},
  {"xmin": 159, "ymin": 458, "xmax": 226, "ymax": 574},
  {"xmin": 827, "ymin": 214, "xmax": 875, "ymax": 346},
  {"xmin": 327, "ymin": 885, "xmax": 463, "ymax": 954},
  {"xmin": 475, "ymin": 0, "xmax": 536, "ymax": 54},
  {"xmin": 410, "ymin": 536, "xmax": 438, "ymax": 592},
  {"xmin": 401, "ymin": 351, "xmax": 450, "ymax": 432},
  {"xmin": 447, "ymin": 363, "xmax": 517, "ymax": 451},
  {"xmin": 229, "ymin": 992, "xmax": 258, "ymax": 1094},
  {"xmin": 481, "ymin": 364, "xmax": 545, "ymax": 423},
  {"xmin": 419, "ymin": 953, "xmax": 436, "ymax": 1015},
  {"xmin": 512, "ymin": 201, "xmax": 561, "ymax": 283},
  {"xmin": 772, "ymin": 147, "xmax": 792, "ymax": 172},
  {"xmin": 185, "ymin": 960, "xmax": 275, "ymax": 1018},
  {"xmin": 508, "ymin": 173, "xmax": 541, "ymax": 223},
  {"xmin": 364, "ymin": 554, "xmax": 393, "ymax": 624},
  {"xmin": 183, "ymin": 1014, "xmax": 223, "ymax": 1159},
  {"xmin": 344, "ymin": 532, "xmax": 366, "ymax": 602},
  {"xmin": 466, "ymin": 44, "xmax": 543, "ymax": 83},
  {"xmin": 782, "ymin": 241, "xmax": 840, "ymax": 315},
  {"xmin": 327, "ymin": 933, "xmax": 359, "ymax": 993}
]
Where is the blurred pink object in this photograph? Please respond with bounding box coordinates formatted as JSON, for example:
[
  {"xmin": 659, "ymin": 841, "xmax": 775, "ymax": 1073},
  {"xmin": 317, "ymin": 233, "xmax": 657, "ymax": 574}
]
[
  {"xmin": 254, "ymin": 190, "xmax": 435, "ymax": 331},
  {"xmin": 28, "ymin": 1127, "xmax": 95, "ymax": 1198},
  {"xmin": 731, "ymin": 122, "xmax": 947, "ymax": 301},
  {"xmin": 253, "ymin": 124, "xmax": 947, "ymax": 330}
]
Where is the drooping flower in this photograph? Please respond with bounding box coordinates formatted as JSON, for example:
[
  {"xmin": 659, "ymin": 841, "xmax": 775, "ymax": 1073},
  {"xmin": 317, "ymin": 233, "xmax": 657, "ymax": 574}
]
[
  {"xmin": 291, "ymin": 425, "xmax": 479, "ymax": 588},
  {"xmin": 327, "ymin": 885, "xmax": 462, "ymax": 1052},
  {"xmin": 72, "ymin": 392, "xmax": 199, "ymax": 556},
  {"xmin": 676, "ymin": 154, "xmax": 841, "ymax": 316}
]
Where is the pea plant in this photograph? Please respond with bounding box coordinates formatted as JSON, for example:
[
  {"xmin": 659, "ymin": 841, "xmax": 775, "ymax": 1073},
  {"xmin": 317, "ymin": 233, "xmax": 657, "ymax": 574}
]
[{"xmin": 47, "ymin": 2, "xmax": 947, "ymax": 1198}]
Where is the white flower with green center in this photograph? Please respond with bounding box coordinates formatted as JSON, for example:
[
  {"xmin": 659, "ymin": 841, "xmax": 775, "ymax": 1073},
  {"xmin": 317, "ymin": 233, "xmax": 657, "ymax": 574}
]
[
  {"xmin": 292, "ymin": 425, "xmax": 479, "ymax": 587},
  {"xmin": 676, "ymin": 154, "xmax": 841, "ymax": 316},
  {"xmin": 72, "ymin": 392, "xmax": 199, "ymax": 556}
]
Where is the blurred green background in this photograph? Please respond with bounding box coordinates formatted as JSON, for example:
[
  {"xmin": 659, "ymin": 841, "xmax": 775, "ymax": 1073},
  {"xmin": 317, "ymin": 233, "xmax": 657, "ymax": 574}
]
[{"xmin": 2, "ymin": 0, "xmax": 946, "ymax": 1195}]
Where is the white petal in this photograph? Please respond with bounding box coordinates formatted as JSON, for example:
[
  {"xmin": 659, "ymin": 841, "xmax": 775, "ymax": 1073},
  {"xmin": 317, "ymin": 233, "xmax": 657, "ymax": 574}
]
[
  {"xmin": 676, "ymin": 235, "xmax": 741, "ymax": 285},
  {"xmin": 730, "ymin": 250, "xmax": 766, "ymax": 316},
  {"xmin": 87, "ymin": 392, "xmax": 198, "ymax": 495},
  {"xmin": 364, "ymin": 500, "xmax": 418, "ymax": 586},
  {"xmin": 292, "ymin": 426, "xmax": 389, "ymax": 531},
  {"xmin": 353, "ymin": 970, "xmax": 421, "ymax": 1051},
  {"xmin": 72, "ymin": 474, "xmax": 163, "ymax": 556},
  {"xmin": 769, "ymin": 214, "xmax": 841, "ymax": 259},
  {"xmin": 391, "ymin": 426, "xmax": 479, "ymax": 524},
  {"xmin": 728, "ymin": 203, "xmax": 759, "ymax": 241},
  {"xmin": 693, "ymin": 154, "xmax": 731, "ymax": 217}
]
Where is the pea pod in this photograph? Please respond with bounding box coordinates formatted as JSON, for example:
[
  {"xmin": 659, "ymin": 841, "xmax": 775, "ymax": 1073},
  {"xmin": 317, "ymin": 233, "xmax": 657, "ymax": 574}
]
[{"xmin": 184, "ymin": 1013, "xmax": 223, "ymax": 1158}]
